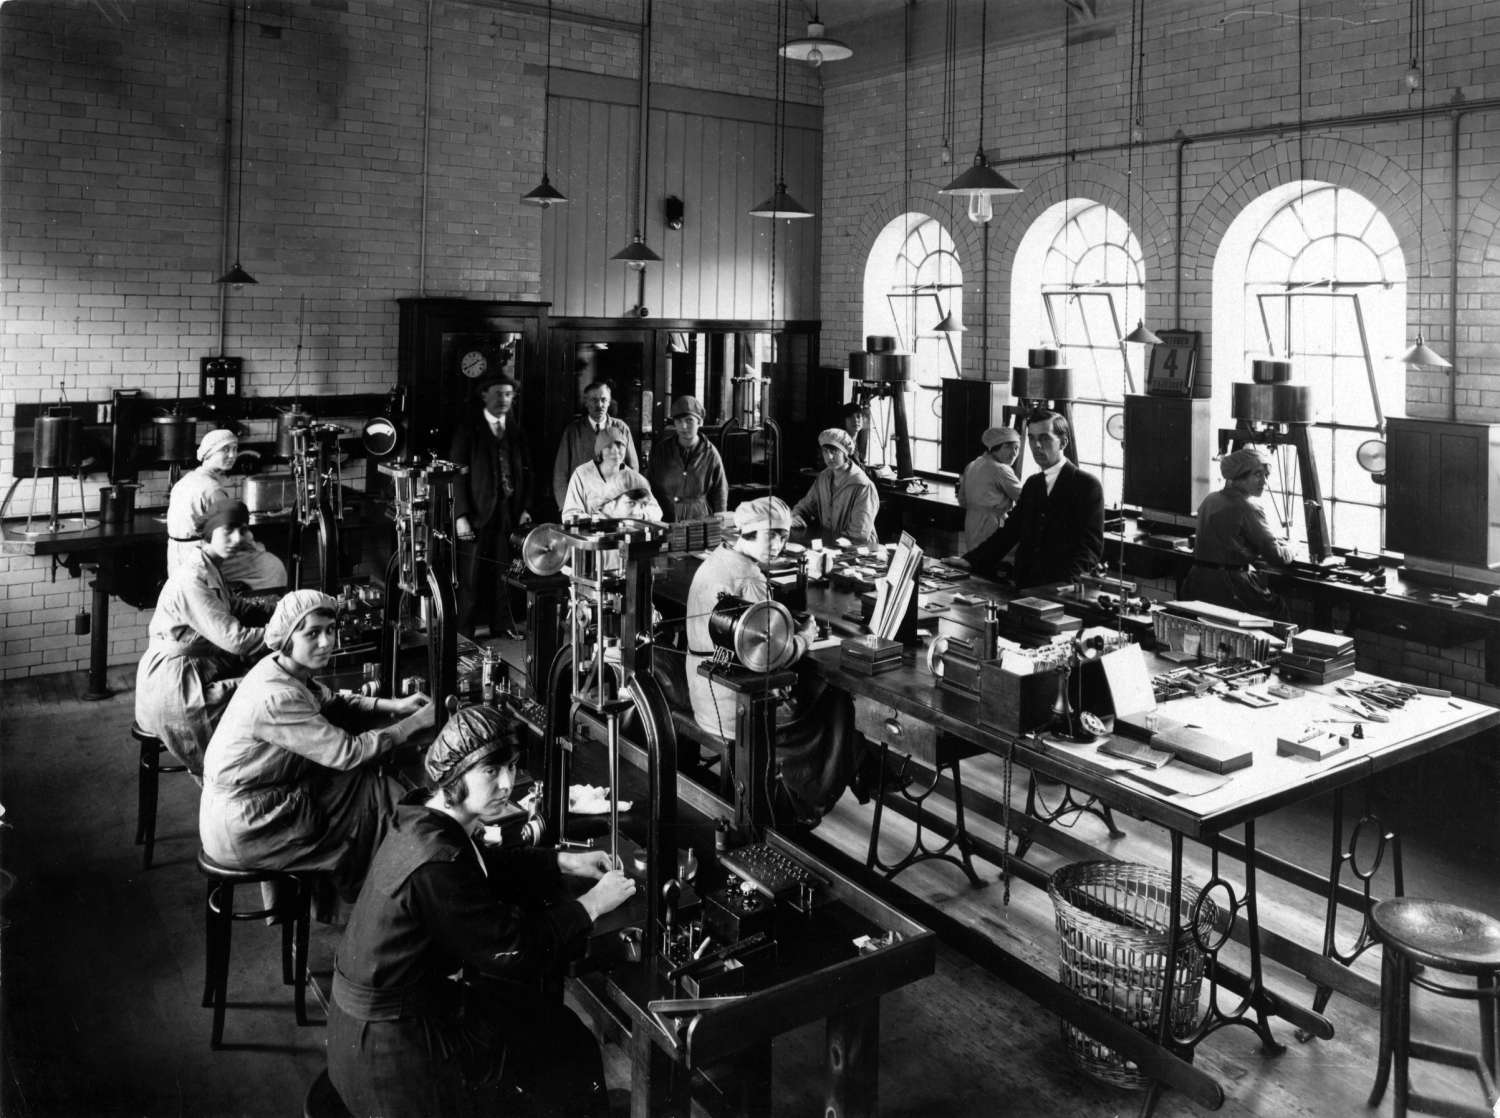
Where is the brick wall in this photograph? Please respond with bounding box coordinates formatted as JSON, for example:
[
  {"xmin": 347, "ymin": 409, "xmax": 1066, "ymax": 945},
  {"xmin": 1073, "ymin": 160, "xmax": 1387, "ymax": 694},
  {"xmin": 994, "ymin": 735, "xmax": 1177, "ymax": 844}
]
[
  {"xmin": 820, "ymin": 0, "xmax": 1500, "ymax": 709},
  {"xmin": 0, "ymin": 0, "xmax": 804, "ymax": 679}
]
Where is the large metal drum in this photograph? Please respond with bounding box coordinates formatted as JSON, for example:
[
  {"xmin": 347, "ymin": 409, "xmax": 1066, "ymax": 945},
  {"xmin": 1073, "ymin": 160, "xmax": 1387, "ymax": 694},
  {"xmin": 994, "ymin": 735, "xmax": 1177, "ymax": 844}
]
[
  {"xmin": 244, "ymin": 470, "xmax": 295, "ymax": 515},
  {"xmin": 1231, "ymin": 382, "xmax": 1312, "ymax": 424},
  {"xmin": 98, "ymin": 483, "xmax": 139, "ymax": 525},
  {"xmin": 152, "ymin": 414, "xmax": 196, "ymax": 465},
  {"xmin": 849, "ymin": 350, "xmax": 910, "ymax": 384},
  {"xmin": 275, "ymin": 407, "xmax": 312, "ymax": 459},
  {"xmin": 1011, "ymin": 366, "xmax": 1074, "ymax": 401},
  {"xmin": 708, "ymin": 594, "xmax": 798, "ymax": 673},
  {"xmin": 33, "ymin": 407, "xmax": 83, "ymax": 470}
]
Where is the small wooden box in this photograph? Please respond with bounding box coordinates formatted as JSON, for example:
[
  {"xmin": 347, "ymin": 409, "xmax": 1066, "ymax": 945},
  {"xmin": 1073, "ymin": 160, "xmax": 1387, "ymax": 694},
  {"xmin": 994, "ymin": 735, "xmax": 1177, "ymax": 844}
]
[{"xmin": 978, "ymin": 662, "xmax": 1053, "ymax": 735}]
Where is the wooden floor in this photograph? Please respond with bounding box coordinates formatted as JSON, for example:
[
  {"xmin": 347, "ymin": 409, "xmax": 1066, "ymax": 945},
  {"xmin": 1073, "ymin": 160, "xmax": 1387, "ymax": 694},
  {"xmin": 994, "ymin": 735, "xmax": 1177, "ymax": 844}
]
[{"xmin": 2, "ymin": 663, "xmax": 1498, "ymax": 1117}]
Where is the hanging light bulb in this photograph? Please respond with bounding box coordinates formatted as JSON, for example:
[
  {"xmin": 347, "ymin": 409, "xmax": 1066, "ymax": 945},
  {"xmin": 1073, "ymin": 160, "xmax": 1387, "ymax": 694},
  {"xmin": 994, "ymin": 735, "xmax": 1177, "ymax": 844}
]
[
  {"xmin": 807, "ymin": 45, "xmax": 824, "ymax": 68},
  {"xmin": 612, "ymin": 231, "xmax": 661, "ymax": 271},
  {"xmin": 779, "ymin": 14, "xmax": 852, "ymax": 66},
  {"xmin": 967, "ymin": 193, "xmax": 993, "ymax": 225},
  {"xmin": 1123, "ymin": 319, "xmax": 1163, "ymax": 346},
  {"xmin": 1404, "ymin": 63, "xmax": 1422, "ymax": 90},
  {"xmin": 940, "ymin": 141, "xmax": 953, "ymax": 165}
]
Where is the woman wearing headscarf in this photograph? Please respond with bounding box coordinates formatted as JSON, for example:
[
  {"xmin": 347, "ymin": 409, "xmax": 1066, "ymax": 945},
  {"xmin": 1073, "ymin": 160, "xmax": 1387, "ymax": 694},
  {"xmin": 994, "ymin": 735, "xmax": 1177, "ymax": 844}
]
[
  {"xmin": 956, "ymin": 426, "xmax": 1023, "ymax": 554},
  {"xmin": 135, "ymin": 497, "xmax": 269, "ymax": 776},
  {"xmin": 1181, "ymin": 445, "xmax": 1293, "ymax": 615},
  {"xmin": 166, "ymin": 427, "xmax": 286, "ymax": 589},
  {"xmin": 790, "ymin": 428, "xmax": 880, "ymax": 548},
  {"xmin": 684, "ymin": 496, "xmax": 868, "ymax": 827},
  {"xmin": 645, "ymin": 395, "xmax": 727, "ymax": 522},
  {"xmin": 560, "ymin": 426, "xmax": 663, "ymax": 522},
  {"xmin": 200, "ymin": 590, "xmax": 434, "ymax": 918}
]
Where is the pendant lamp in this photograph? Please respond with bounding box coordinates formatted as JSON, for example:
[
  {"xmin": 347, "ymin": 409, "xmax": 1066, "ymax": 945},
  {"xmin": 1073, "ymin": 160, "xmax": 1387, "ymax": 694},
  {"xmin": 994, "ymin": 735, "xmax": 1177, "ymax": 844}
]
[
  {"xmin": 1401, "ymin": 0, "xmax": 1449, "ymax": 369},
  {"xmin": 612, "ymin": 0, "xmax": 660, "ymax": 269},
  {"xmin": 216, "ymin": 0, "xmax": 257, "ymax": 285},
  {"xmin": 779, "ymin": 6, "xmax": 851, "ymax": 68},
  {"xmin": 939, "ymin": 0, "xmax": 1019, "ymax": 224},
  {"xmin": 522, "ymin": 0, "xmax": 567, "ymax": 207},
  {"xmin": 1119, "ymin": 0, "xmax": 1159, "ymax": 346},
  {"xmin": 752, "ymin": 0, "xmax": 813, "ymax": 220}
]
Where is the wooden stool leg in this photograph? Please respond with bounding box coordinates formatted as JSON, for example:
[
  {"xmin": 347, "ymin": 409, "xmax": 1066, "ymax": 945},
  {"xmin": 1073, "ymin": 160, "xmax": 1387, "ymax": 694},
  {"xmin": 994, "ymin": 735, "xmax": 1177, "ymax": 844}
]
[
  {"xmin": 1480, "ymin": 971, "xmax": 1499, "ymax": 1086},
  {"xmin": 209, "ymin": 882, "xmax": 234, "ymax": 1049},
  {"xmin": 137, "ymin": 742, "xmax": 159, "ymax": 868},
  {"xmin": 1392, "ymin": 952, "xmax": 1411, "ymax": 1118},
  {"xmin": 293, "ymin": 881, "xmax": 311, "ymax": 1026},
  {"xmin": 1368, "ymin": 945, "xmax": 1397, "ymax": 1106}
]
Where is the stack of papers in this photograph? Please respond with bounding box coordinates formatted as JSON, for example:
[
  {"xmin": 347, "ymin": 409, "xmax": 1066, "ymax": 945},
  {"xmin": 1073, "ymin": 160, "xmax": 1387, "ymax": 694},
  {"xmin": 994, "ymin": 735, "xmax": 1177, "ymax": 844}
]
[{"xmin": 868, "ymin": 532, "xmax": 923, "ymax": 641}]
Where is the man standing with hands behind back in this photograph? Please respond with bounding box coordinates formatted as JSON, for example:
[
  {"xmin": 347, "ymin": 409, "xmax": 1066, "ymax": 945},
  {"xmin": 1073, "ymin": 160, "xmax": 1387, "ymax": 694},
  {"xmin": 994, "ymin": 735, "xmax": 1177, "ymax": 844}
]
[
  {"xmin": 552, "ymin": 379, "xmax": 639, "ymax": 513},
  {"xmin": 957, "ymin": 409, "xmax": 1103, "ymax": 589},
  {"xmin": 450, "ymin": 371, "xmax": 531, "ymax": 641}
]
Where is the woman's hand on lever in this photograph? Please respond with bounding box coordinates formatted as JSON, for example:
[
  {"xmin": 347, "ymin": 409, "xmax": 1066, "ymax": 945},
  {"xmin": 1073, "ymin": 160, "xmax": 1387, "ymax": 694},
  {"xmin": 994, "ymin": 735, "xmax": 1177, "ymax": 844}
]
[{"xmin": 579, "ymin": 869, "xmax": 636, "ymax": 922}]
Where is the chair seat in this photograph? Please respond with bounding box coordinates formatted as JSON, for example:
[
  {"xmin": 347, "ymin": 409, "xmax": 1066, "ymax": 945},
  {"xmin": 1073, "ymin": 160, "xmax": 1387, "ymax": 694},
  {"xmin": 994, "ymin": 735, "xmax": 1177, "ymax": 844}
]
[
  {"xmin": 196, "ymin": 848, "xmax": 299, "ymax": 887},
  {"xmin": 1373, "ymin": 898, "xmax": 1500, "ymax": 976},
  {"xmin": 131, "ymin": 721, "xmax": 161, "ymax": 744}
]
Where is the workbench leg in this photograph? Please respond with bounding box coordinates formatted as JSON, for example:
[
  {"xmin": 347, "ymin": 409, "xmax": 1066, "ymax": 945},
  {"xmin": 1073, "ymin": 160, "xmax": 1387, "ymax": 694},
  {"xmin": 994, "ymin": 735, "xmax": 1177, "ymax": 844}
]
[
  {"xmin": 825, "ymin": 1000, "xmax": 879, "ymax": 1118},
  {"xmin": 629, "ymin": 1026, "xmax": 688, "ymax": 1118},
  {"xmin": 83, "ymin": 562, "xmax": 112, "ymax": 701}
]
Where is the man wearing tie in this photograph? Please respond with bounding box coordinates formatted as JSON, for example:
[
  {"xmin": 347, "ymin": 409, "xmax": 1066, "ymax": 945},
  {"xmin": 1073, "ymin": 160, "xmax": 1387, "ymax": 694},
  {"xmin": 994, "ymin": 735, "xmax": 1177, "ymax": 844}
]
[
  {"xmin": 551, "ymin": 379, "xmax": 639, "ymax": 513},
  {"xmin": 959, "ymin": 409, "xmax": 1103, "ymax": 589},
  {"xmin": 450, "ymin": 372, "xmax": 531, "ymax": 640}
]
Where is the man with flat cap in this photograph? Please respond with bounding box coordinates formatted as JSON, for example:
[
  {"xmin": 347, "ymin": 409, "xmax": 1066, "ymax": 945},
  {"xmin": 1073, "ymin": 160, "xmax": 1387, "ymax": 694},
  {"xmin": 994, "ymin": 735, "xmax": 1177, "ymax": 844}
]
[
  {"xmin": 166, "ymin": 426, "xmax": 286, "ymax": 589},
  {"xmin": 449, "ymin": 371, "xmax": 532, "ymax": 641},
  {"xmin": 327, "ymin": 704, "xmax": 634, "ymax": 1118},
  {"xmin": 956, "ymin": 425, "xmax": 1023, "ymax": 554},
  {"xmin": 1181, "ymin": 445, "xmax": 1291, "ymax": 614},
  {"xmin": 959, "ymin": 409, "xmax": 1104, "ymax": 589},
  {"xmin": 790, "ymin": 428, "xmax": 880, "ymax": 548},
  {"xmin": 646, "ymin": 394, "xmax": 727, "ymax": 522}
]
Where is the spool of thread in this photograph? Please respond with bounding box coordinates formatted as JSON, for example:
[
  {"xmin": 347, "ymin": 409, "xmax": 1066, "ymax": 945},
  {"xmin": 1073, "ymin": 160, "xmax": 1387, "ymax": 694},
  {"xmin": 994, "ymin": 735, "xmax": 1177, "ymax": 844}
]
[
  {"xmin": 865, "ymin": 335, "xmax": 898, "ymax": 353},
  {"xmin": 1027, "ymin": 347, "xmax": 1060, "ymax": 368},
  {"xmin": 98, "ymin": 483, "xmax": 138, "ymax": 525}
]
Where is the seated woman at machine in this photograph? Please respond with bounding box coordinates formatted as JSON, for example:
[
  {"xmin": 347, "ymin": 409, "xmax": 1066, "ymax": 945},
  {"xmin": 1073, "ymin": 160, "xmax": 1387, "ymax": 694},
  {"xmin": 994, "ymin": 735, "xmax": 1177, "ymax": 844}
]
[
  {"xmin": 956, "ymin": 425, "xmax": 1023, "ymax": 554},
  {"xmin": 1181, "ymin": 445, "xmax": 1292, "ymax": 616},
  {"xmin": 200, "ymin": 590, "xmax": 434, "ymax": 920},
  {"xmin": 135, "ymin": 497, "xmax": 269, "ymax": 776},
  {"xmin": 789, "ymin": 428, "xmax": 879, "ymax": 548},
  {"xmin": 685, "ymin": 496, "xmax": 869, "ymax": 827},
  {"xmin": 326, "ymin": 704, "xmax": 634, "ymax": 1118},
  {"xmin": 561, "ymin": 426, "xmax": 663, "ymax": 523},
  {"xmin": 166, "ymin": 428, "xmax": 286, "ymax": 590}
]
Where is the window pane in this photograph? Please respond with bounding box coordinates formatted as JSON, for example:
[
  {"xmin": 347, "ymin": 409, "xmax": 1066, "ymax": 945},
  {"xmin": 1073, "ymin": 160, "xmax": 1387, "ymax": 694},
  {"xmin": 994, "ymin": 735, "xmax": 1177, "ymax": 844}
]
[{"xmin": 1332, "ymin": 501, "xmax": 1381, "ymax": 552}]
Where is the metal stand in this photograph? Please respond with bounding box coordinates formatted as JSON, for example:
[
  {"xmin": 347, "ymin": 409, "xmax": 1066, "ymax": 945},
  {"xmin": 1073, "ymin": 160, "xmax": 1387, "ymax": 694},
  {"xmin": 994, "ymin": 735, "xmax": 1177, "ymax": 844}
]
[
  {"xmin": 537, "ymin": 517, "xmax": 680, "ymax": 963},
  {"xmin": 376, "ymin": 459, "xmax": 464, "ymax": 728},
  {"xmin": 288, "ymin": 422, "xmax": 345, "ymax": 592}
]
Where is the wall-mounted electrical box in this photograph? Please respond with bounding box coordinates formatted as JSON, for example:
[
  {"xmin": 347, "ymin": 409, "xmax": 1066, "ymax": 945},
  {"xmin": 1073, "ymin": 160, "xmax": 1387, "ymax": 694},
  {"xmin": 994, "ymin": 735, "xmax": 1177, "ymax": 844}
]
[{"xmin": 200, "ymin": 356, "xmax": 243, "ymax": 398}]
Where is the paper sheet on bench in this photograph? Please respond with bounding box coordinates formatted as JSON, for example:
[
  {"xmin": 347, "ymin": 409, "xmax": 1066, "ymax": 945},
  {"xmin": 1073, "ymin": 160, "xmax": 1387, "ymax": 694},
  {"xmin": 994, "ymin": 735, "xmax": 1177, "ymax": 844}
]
[{"xmin": 1120, "ymin": 763, "xmax": 1231, "ymax": 798}]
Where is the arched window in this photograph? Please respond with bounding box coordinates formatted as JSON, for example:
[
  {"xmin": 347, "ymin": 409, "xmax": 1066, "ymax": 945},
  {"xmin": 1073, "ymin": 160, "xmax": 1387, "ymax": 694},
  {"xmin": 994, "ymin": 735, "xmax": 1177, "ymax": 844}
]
[
  {"xmin": 1012, "ymin": 199, "xmax": 1145, "ymax": 504},
  {"xmin": 861, "ymin": 213, "xmax": 963, "ymax": 473},
  {"xmin": 1213, "ymin": 183, "xmax": 1406, "ymax": 553}
]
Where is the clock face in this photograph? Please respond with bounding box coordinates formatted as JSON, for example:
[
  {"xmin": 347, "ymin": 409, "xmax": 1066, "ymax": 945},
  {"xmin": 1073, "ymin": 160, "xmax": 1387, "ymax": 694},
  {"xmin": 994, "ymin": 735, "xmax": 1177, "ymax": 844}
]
[{"xmin": 460, "ymin": 350, "xmax": 488, "ymax": 378}]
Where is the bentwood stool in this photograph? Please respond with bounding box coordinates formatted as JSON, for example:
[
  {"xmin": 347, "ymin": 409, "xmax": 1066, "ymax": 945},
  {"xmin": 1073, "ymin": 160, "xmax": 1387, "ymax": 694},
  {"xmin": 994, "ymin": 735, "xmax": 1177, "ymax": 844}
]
[
  {"xmin": 302, "ymin": 1067, "xmax": 353, "ymax": 1118},
  {"xmin": 132, "ymin": 722, "xmax": 188, "ymax": 870},
  {"xmin": 1368, "ymin": 897, "xmax": 1500, "ymax": 1118},
  {"xmin": 196, "ymin": 849, "xmax": 312, "ymax": 1049}
]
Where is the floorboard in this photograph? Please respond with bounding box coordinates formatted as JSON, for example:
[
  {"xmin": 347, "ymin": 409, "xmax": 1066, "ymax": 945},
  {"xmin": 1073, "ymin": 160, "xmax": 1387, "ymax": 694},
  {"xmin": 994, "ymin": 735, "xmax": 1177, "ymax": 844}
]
[{"xmin": 2, "ymin": 662, "xmax": 1497, "ymax": 1117}]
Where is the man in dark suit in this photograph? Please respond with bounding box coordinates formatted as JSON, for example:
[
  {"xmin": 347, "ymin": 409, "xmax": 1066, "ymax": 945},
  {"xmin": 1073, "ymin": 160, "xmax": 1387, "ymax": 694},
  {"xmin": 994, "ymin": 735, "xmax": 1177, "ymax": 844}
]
[
  {"xmin": 959, "ymin": 409, "xmax": 1103, "ymax": 589},
  {"xmin": 450, "ymin": 372, "xmax": 532, "ymax": 640}
]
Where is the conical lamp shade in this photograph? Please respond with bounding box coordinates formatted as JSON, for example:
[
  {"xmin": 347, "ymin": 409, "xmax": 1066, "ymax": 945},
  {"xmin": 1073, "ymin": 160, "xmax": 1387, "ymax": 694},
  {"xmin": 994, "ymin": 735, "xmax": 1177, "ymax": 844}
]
[
  {"xmin": 933, "ymin": 310, "xmax": 966, "ymax": 333},
  {"xmin": 215, "ymin": 261, "xmax": 257, "ymax": 285},
  {"xmin": 939, "ymin": 147, "xmax": 1021, "ymax": 197},
  {"xmin": 522, "ymin": 173, "xmax": 567, "ymax": 207},
  {"xmin": 749, "ymin": 182, "xmax": 814, "ymax": 220},
  {"xmin": 1122, "ymin": 320, "xmax": 1162, "ymax": 346},
  {"xmin": 779, "ymin": 20, "xmax": 852, "ymax": 66},
  {"xmin": 612, "ymin": 233, "xmax": 662, "ymax": 268},
  {"xmin": 1401, "ymin": 335, "xmax": 1451, "ymax": 368}
]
